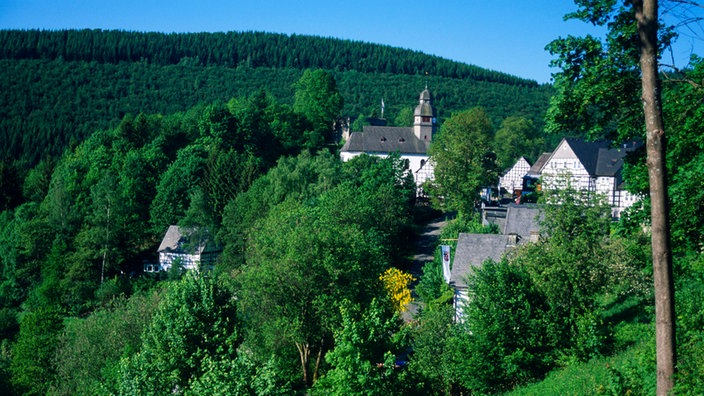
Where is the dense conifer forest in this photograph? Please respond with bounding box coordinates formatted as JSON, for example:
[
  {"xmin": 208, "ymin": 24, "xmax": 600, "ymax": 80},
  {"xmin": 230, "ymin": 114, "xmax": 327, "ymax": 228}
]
[{"xmin": 0, "ymin": 29, "xmax": 553, "ymax": 168}]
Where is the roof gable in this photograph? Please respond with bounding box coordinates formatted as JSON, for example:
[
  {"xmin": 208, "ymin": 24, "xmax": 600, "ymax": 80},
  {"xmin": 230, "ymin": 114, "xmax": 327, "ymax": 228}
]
[{"xmin": 555, "ymin": 138, "xmax": 611, "ymax": 175}]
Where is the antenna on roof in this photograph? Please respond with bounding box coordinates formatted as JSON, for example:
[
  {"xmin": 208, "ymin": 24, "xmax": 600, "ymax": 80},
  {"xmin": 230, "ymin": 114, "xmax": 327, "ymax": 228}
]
[{"xmin": 425, "ymin": 71, "xmax": 429, "ymax": 90}]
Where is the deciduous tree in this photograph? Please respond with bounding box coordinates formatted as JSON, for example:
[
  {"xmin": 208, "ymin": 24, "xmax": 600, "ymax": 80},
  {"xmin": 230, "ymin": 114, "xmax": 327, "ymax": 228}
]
[
  {"xmin": 426, "ymin": 107, "xmax": 498, "ymax": 217},
  {"xmin": 293, "ymin": 69, "xmax": 343, "ymax": 149}
]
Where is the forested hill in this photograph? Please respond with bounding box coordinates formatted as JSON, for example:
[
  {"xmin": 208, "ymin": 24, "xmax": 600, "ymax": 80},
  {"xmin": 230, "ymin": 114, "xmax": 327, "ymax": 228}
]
[
  {"xmin": 0, "ymin": 29, "xmax": 553, "ymax": 167},
  {"xmin": 0, "ymin": 29, "xmax": 536, "ymax": 86}
]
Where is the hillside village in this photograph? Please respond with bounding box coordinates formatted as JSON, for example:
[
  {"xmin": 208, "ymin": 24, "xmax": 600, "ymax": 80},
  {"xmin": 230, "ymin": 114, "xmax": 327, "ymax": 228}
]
[
  {"xmin": 150, "ymin": 87, "xmax": 644, "ymax": 342},
  {"xmin": 1, "ymin": 27, "xmax": 703, "ymax": 396},
  {"xmin": 156, "ymin": 88, "xmax": 640, "ymax": 279}
]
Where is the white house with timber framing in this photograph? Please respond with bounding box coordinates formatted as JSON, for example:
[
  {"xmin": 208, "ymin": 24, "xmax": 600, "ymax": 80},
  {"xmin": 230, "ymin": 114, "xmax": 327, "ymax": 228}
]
[
  {"xmin": 155, "ymin": 225, "xmax": 220, "ymax": 272},
  {"xmin": 538, "ymin": 138, "xmax": 640, "ymax": 218}
]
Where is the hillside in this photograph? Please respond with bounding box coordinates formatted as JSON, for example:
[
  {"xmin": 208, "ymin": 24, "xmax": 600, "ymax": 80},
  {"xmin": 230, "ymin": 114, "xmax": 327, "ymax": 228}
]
[{"xmin": 0, "ymin": 29, "xmax": 553, "ymax": 166}]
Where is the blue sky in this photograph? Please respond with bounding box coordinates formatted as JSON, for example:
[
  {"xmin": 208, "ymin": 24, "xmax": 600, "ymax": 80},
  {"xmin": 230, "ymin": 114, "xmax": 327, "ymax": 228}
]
[{"xmin": 1, "ymin": 1, "xmax": 702, "ymax": 84}]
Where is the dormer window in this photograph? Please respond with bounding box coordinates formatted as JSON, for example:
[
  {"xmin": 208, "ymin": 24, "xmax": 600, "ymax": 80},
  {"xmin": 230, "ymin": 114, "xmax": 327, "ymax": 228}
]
[
  {"xmin": 380, "ymin": 137, "xmax": 386, "ymax": 142},
  {"xmin": 398, "ymin": 137, "xmax": 405, "ymax": 143}
]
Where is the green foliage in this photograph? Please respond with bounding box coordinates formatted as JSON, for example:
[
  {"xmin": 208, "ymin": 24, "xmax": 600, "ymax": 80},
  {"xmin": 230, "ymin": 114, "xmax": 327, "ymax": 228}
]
[
  {"xmin": 0, "ymin": 160, "xmax": 22, "ymax": 211},
  {"xmin": 515, "ymin": 189, "xmax": 646, "ymax": 362},
  {"xmin": 117, "ymin": 273, "xmax": 240, "ymax": 395},
  {"xmin": 10, "ymin": 307, "xmax": 64, "ymax": 395},
  {"xmin": 673, "ymin": 254, "xmax": 704, "ymax": 394},
  {"xmin": 439, "ymin": 212, "xmax": 498, "ymax": 241},
  {"xmin": 237, "ymin": 197, "xmax": 388, "ymax": 386},
  {"xmin": 406, "ymin": 304, "xmax": 456, "ymax": 394},
  {"xmin": 544, "ymin": 0, "xmax": 675, "ymax": 142},
  {"xmin": 460, "ymin": 258, "xmax": 553, "ymax": 393},
  {"xmin": 51, "ymin": 291, "xmax": 161, "ymax": 396},
  {"xmin": 426, "ymin": 107, "xmax": 498, "ymax": 217},
  {"xmin": 0, "ymin": 29, "xmax": 552, "ymax": 170},
  {"xmin": 218, "ymin": 150, "xmax": 344, "ymax": 269},
  {"xmin": 0, "ymin": 29, "xmax": 538, "ymax": 84},
  {"xmin": 493, "ymin": 116, "xmax": 546, "ymax": 169},
  {"xmin": 312, "ymin": 299, "xmax": 402, "ymax": 395},
  {"xmin": 293, "ymin": 69, "xmax": 343, "ymax": 148},
  {"xmin": 663, "ymin": 58, "xmax": 704, "ymax": 255},
  {"xmin": 414, "ymin": 258, "xmax": 453, "ymax": 310},
  {"xmin": 394, "ymin": 106, "xmax": 414, "ymax": 127},
  {"xmin": 184, "ymin": 354, "xmax": 295, "ymax": 396}
]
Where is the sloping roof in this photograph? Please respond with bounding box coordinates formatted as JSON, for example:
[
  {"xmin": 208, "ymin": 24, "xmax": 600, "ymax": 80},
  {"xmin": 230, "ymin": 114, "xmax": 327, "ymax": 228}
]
[
  {"xmin": 340, "ymin": 126, "xmax": 429, "ymax": 155},
  {"xmin": 526, "ymin": 152, "xmax": 551, "ymax": 177},
  {"xmin": 503, "ymin": 204, "xmax": 542, "ymax": 238},
  {"xmin": 158, "ymin": 225, "xmax": 219, "ymax": 255},
  {"xmin": 563, "ymin": 137, "xmax": 610, "ymax": 175},
  {"xmin": 595, "ymin": 147, "xmax": 625, "ymax": 177},
  {"xmin": 450, "ymin": 234, "xmax": 512, "ymax": 288},
  {"xmin": 562, "ymin": 138, "xmax": 641, "ymax": 178}
]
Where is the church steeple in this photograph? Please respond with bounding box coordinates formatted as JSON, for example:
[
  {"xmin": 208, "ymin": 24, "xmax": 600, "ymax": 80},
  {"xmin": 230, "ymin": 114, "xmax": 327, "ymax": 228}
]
[{"xmin": 413, "ymin": 86, "xmax": 436, "ymax": 141}]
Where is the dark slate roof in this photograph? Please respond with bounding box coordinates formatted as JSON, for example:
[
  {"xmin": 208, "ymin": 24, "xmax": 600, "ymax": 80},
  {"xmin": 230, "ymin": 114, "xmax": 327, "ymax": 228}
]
[
  {"xmin": 450, "ymin": 234, "xmax": 512, "ymax": 288},
  {"xmin": 340, "ymin": 126, "xmax": 429, "ymax": 155},
  {"xmin": 595, "ymin": 147, "xmax": 625, "ymax": 177},
  {"xmin": 564, "ymin": 138, "xmax": 641, "ymax": 177},
  {"xmin": 564, "ymin": 138, "xmax": 610, "ymax": 174},
  {"xmin": 503, "ymin": 205, "xmax": 542, "ymax": 238}
]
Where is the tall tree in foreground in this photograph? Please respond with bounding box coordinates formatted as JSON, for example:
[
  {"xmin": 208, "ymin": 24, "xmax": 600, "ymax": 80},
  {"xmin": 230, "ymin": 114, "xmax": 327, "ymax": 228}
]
[
  {"xmin": 633, "ymin": 1, "xmax": 675, "ymax": 392},
  {"xmin": 547, "ymin": 1, "xmax": 677, "ymax": 393}
]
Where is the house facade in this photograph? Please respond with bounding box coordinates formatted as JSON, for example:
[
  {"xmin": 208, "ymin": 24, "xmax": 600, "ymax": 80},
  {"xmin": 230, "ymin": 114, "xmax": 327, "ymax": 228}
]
[
  {"xmin": 499, "ymin": 157, "xmax": 531, "ymax": 196},
  {"xmin": 340, "ymin": 88, "xmax": 437, "ymax": 194},
  {"xmin": 155, "ymin": 225, "xmax": 220, "ymax": 272},
  {"xmin": 529, "ymin": 138, "xmax": 639, "ymax": 218}
]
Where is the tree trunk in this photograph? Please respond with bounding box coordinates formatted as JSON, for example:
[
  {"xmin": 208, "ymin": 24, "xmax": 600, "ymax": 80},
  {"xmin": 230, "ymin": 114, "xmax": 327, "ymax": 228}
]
[
  {"xmin": 296, "ymin": 342, "xmax": 311, "ymax": 388},
  {"xmin": 295, "ymin": 342, "xmax": 311, "ymax": 388},
  {"xmin": 633, "ymin": 0, "xmax": 677, "ymax": 394},
  {"xmin": 313, "ymin": 339, "xmax": 324, "ymax": 383}
]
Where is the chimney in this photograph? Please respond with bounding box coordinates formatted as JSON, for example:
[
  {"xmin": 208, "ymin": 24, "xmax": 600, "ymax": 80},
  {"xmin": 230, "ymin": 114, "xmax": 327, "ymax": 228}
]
[
  {"xmin": 529, "ymin": 230, "xmax": 540, "ymax": 243},
  {"xmin": 507, "ymin": 234, "xmax": 519, "ymax": 246}
]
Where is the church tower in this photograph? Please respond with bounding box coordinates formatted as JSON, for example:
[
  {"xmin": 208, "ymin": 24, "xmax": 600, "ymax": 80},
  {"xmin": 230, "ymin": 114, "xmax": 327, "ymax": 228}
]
[{"xmin": 413, "ymin": 87, "xmax": 436, "ymax": 141}]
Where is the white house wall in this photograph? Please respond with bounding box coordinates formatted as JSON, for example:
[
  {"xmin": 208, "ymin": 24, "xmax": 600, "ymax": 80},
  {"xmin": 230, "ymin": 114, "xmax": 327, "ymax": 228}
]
[
  {"xmin": 538, "ymin": 139, "xmax": 639, "ymax": 219},
  {"xmin": 454, "ymin": 287, "xmax": 469, "ymax": 323},
  {"xmin": 159, "ymin": 252, "xmax": 200, "ymax": 271},
  {"xmin": 499, "ymin": 158, "xmax": 531, "ymax": 194}
]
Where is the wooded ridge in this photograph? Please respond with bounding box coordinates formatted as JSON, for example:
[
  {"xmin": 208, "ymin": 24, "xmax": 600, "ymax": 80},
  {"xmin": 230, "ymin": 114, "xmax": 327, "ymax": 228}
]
[{"xmin": 0, "ymin": 29, "xmax": 553, "ymax": 167}]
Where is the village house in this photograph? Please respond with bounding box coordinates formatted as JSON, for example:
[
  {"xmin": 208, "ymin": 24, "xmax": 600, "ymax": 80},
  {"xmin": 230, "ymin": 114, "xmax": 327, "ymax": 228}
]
[
  {"xmin": 340, "ymin": 87, "xmax": 437, "ymax": 195},
  {"xmin": 498, "ymin": 156, "xmax": 531, "ymax": 197},
  {"xmin": 536, "ymin": 138, "xmax": 640, "ymax": 218},
  {"xmin": 448, "ymin": 205, "xmax": 542, "ymax": 321},
  {"xmin": 151, "ymin": 225, "xmax": 220, "ymax": 272}
]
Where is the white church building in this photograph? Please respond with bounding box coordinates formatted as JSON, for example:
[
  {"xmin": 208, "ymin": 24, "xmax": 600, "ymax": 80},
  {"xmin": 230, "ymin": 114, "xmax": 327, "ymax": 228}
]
[{"xmin": 340, "ymin": 88, "xmax": 437, "ymax": 194}]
